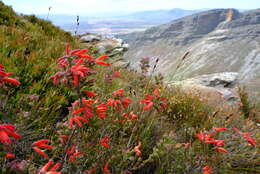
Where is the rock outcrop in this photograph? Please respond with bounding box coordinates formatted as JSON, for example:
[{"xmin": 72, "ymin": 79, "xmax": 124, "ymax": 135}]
[
  {"xmin": 171, "ymin": 72, "xmax": 240, "ymax": 106},
  {"xmin": 80, "ymin": 33, "xmax": 129, "ymax": 55},
  {"xmin": 120, "ymin": 9, "xmax": 260, "ymax": 97},
  {"xmin": 80, "ymin": 33, "xmax": 130, "ymax": 68}
]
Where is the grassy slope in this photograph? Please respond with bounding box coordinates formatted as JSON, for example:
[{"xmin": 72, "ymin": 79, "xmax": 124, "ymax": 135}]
[
  {"xmin": 0, "ymin": 1, "xmax": 77, "ymax": 126},
  {"xmin": 0, "ymin": 2, "xmax": 259, "ymax": 174}
]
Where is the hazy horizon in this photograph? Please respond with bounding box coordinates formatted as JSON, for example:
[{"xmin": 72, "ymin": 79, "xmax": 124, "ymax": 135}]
[{"xmin": 2, "ymin": 0, "xmax": 259, "ymax": 16}]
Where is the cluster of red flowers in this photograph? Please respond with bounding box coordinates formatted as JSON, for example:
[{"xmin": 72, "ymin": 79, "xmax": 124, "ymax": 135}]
[
  {"xmin": 51, "ymin": 44, "xmax": 110, "ymax": 87},
  {"xmin": 133, "ymin": 141, "xmax": 142, "ymax": 157},
  {"xmin": 0, "ymin": 64, "xmax": 21, "ymax": 86},
  {"xmin": 196, "ymin": 127, "xmax": 258, "ymax": 174},
  {"xmin": 203, "ymin": 165, "xmax": 213, "ymax": 174},
  {"xmin": 196, "ymin": 128, "xmax": 228, "ymax": 153},
  {"xmin": 32, "ymin": 139, "xmax": 54, "ymax": 159},
  {"xmin": 66, "ymin": 144, "xmax": 83, "ymax": 163},
  {"xmin": 0, "ymin": 67, "xmax": 22, "ymax": 158},
  {"xmin": 139, "ymin": 88, "xmax": 167, "ymax": 111},
  {"xmin": 233, "ymin": 127, "xmax": 258, "ymax": 146},
  {"xmin": 106, "ymin": 89, "xmax": 132, "ymax": 111},
  {"xmin": 0, "ymin": 124, "xmax": 21, "ymax": 145},
  {"xmin": 38, "ymin": 159, "xmax": 62, "ymax": 174},
  {"xmin": 100, "ymin": 136, "xmax": 110, "ymax": 148}
]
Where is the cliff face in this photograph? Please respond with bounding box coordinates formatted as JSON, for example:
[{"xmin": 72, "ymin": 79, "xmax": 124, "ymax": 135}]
[{"xmin": 121, "ymin": 9, "xmax": 260, "ymax": 96}]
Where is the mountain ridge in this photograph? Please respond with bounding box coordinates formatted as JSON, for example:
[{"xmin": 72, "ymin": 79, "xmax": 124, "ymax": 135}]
[
  {"xmin": 120, "ymin": 8, "xmax": 260, "ymax": 97},
  {"xmin": 37, "ymin": 8, "xmax": 206, "ymax": 34}
]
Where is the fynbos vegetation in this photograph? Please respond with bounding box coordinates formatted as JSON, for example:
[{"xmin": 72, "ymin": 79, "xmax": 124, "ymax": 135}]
[{"xmin": 0, "ymin": 2, "xmax": 259, "ymax": 174}]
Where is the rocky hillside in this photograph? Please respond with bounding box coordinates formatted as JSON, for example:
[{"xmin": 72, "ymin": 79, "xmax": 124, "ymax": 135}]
[{"xmin": 121, "ymin": 9, "xmax": 260, "ymax": 97}]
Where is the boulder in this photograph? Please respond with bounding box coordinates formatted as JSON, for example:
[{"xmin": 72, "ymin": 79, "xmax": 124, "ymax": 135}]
[
  {"xmin": 171, "ymin": 72, "xmax": 241, "ymax": 107},
  {"xmin": 80, "ymin": 34, "xmax": 102, "ymax": 42}
]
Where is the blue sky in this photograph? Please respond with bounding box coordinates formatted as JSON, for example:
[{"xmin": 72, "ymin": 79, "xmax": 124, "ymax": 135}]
[{"xmin": 2, "ymin": 0, "xmax": 260, "ymax": 15}]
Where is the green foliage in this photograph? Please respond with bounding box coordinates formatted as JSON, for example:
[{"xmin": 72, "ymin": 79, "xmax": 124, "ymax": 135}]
[
  {"xmin": 239, "ymin": 87, "xmax": 251, "ymax": 119},
  {"xmin": 0, "ymin": 2, "xmax": 19, "ymax": 26},
  {"xmin": 164, "ymin": 88, "xmax": 212, "ymax": 132}
]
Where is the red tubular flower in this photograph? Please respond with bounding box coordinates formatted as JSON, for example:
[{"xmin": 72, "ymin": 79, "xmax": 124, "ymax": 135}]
[
  {"xmin": 143, "ymin": 102, "xmax": 153, "ymax": 110},
  {"xmin": 49, "ymin": 162, "xmax": 62, "ymax": 171},
  {"xmin": 216, "ymin": 147, "xmax": 228, "ymax": 153},
  {"xmin": 106, "ymin": 98, "xmax": 115, "ymax": 106},
  {"xmin": 139, "ymin": 94, "xmax": 153, "ymax": 104},
  {"xmin": 70, "ymin": 49, "xmax": 80, "ymax": 55},
  {"xmin": 104, "ymin": 162, "xmax": 112, "ymax": 174},
  {"xmin": 57, "ymin": 57, "xmax": 69, "ymax": 68},
  {"xmin": 243, "ymin": 132, "xmax": 258, "ymax": 147},
  {"xmin": 107, "ymin": 98, "xmax": 122, "ymax": 110},
  {"xmin": 195, "ymin": 131, "xmax": 205, "ymax": 141},
  {"xmin": 84, "ymin": 90, "xmax": 98, "ymax": 97},
  {"xmin": 129, "ymin": 112, "xmax": 138, "ymax": 120},
  {"xmin": 100, "ymin": 136, "xmax": 110, "ymax": 148},
  {"xmin": 233, "ymin": 128, "xmax": 257, "ymax": 147},
  {"xmin": 5, "ymin": 153, "xmax": 15, "ymax": 159},
  {"xmin": 113, "ymin": 89, "xmax": 125, "ymax": 96},
  {"xmin": 0, "ymin": 124, "xmax": 22, "ymax": 145},
  {"xmin": 203, "ymin": 165, "xmax": 212, "ymax": 174},
  {"xmin": 32, "ymin": 139, "xmax": 53, "ymax": 159},
  {"xmin": 122, "ymin": 97, "xmax": 132, "ymax": 108},
  {"xmin": 123, "ymin": 112, "xmax": 138, "ymax": 120},
  {"xmin": 96, "ymin": 103, "xmax": 108, "ymax": 119},
  {"xmin": 69, "ymin": 116, "xmax": 88, "ymax": 129},
  {"xmin": 32, "ymin": 147, "xmax": 48, "ymax": 159},
  {"xmin": 0, "ymin": 66, "xmax": 21, "ymax": 86},
  {"xmin": 140, "ymin": 89, "xmax": 167, "ymax": 111},
  {"xmin": 73, "ymin": 49, "xmax": 88, "ymax": 57},
  {"xmin": 2, "ymin": 78, "xmax": 21, "ymax": 85},
  {"xmin": 39, "ymin": 160, "xmax": 54, "ymax": 173},
  {"xmin": 95, "ymin": 56, "xmax": 111, "ymax": 66},
  {"xmin": 33, "ymin": 139, "xmax": 50, "ymax": 146},
  {"xmin": 205, "ymin": 140, "xmax": 225, "ymax": 147},
  {"xmin": 66, "ymin": 144, "xmax": 76, "ymax": 155},
  {"xmin": 70, "ymin": 59, "xmax": 92, "ymax": 87},
  {"xmin": 46, "ymin": 172, "xmax": 62, "ymax": 174},
  {"xmin": 195, "ymin": 131, "xmax": 215, "ymax": 142},
  {"xmin": 36, "ymin": 143, "xmax": 54, "ymax": 150},
  {"xmin": 33, "ymin": 139, "xmax": 53, "ymax": 150},
  {"xmin": 134, "ymin": 142, "xmax": 142, "ymax": 157},
  {"xmin": 38, "ymin": 160, "xmax": 62, "ymax": 174},
  {"xmin": 66, "ymin": 43, "xmax": 70, "ymax": 55},
  {"xmin": 213, "ymin": 128, "xmax": 227, "ymax": 132},
  {"xmin": 70, "ymin": 48, "xmax": 92, "ymax": 59},
  {"xmin": 69, "ymin": 152, "xmax": 84, "ymax": 163},
  {"xmin": 140, "ymin": 94, "xmax": 154, "ymax": 110},
  {"xmin": 153, "ymin": 88, "xmax": 160, "ymax": 97},
  {"xmin": 73, "ymin": 107, "xmax": 86, "ymax": 115},
  {"xmin": 72, "ymin": 101, "xmax": 94, "ymax": 120},
  {"xmin": 66, "ymin": 145, "xmax": 83, "ymax": 163}
]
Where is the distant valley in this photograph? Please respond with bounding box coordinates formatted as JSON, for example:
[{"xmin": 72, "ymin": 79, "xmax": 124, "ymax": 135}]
[{"xmin": 38, "ymin": 8, "xmax": 205, "ymax": 35}]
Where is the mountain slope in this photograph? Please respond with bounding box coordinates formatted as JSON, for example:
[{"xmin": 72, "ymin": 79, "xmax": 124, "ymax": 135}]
[{"xmin": 121, "ymin": 9, "xmax": 260, "ymax": 96}]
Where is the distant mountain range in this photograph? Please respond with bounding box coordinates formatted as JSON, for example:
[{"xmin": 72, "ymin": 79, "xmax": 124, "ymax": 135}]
[{"xmin": 38, "ymin": 8, "xmax": 206, "ymax": 35}]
